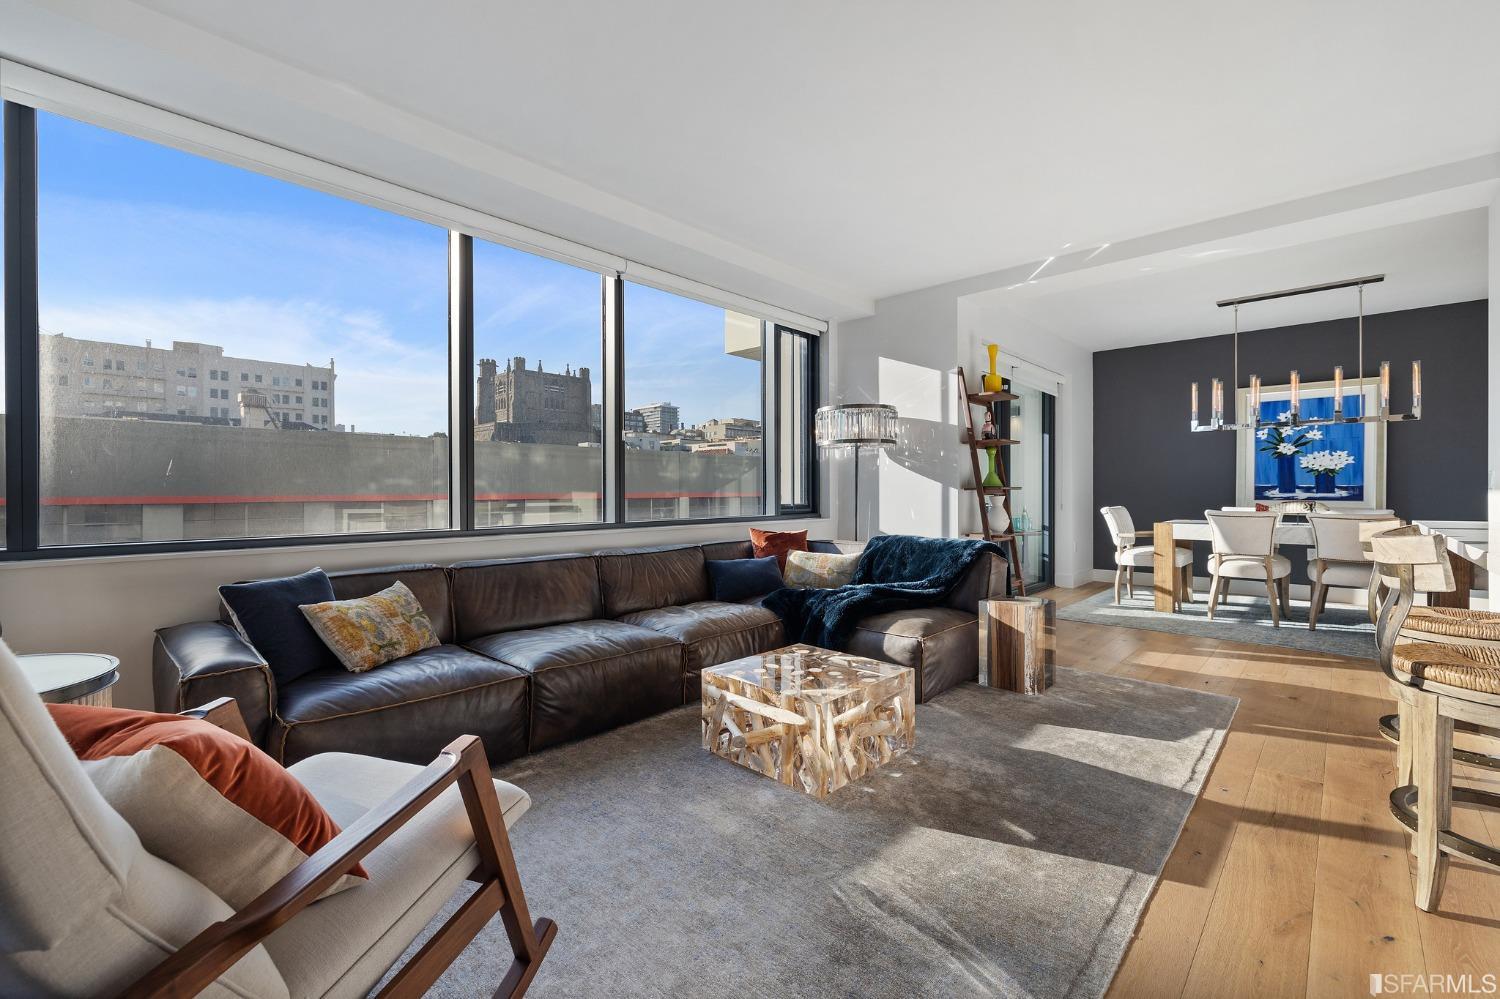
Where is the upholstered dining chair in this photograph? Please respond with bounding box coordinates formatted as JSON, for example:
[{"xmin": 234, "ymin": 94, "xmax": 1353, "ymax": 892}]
[
  {"xmin": 1305, "ymin": 513, "xmax": 1403, "ymax": 630},
  {"xmin": 1204, "ymin": 509, "xmax": 1291, "ymax": 626},
  {"xmin": 1100, "ymin": 505, "xmax": 1193, "ymax": 609},
  {"xmin": 1367, "ymin": 526, "xmax": 1500, "ymax": 912},
  {"xmin": 0, "ymin": 641, "xmax": 555, "ymax": 998}
]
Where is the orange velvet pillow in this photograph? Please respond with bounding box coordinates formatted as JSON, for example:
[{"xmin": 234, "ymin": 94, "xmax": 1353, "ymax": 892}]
[
  {"xmin": 49, "ymin": 703, "xmax": 366, "ymax": 907},
  {"xmin": 750, "ymin": 528, "xmax": 809, "ymax": 569}
]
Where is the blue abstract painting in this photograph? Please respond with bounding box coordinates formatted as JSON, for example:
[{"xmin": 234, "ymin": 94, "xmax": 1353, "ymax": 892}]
[{"xmin": 1253, "ymin": 394, "xmax": 1366, "ymax": 501}]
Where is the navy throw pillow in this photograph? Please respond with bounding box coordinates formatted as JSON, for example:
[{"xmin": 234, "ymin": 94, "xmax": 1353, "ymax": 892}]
[
  {"xmin": 219, "ymin": 568, "xmax": 340, "ymax": 688},
  {"xmin": 707, "ymin": 556, "xmax": 785, "ymax": 602}
]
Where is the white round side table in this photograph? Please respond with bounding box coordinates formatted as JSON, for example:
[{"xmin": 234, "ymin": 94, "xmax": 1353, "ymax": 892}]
[{"xmin": 18, "ymin": 653, "xmax": 121, "ymax": 705}]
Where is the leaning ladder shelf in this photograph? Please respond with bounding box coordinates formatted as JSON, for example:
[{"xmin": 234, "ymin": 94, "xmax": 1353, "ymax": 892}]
[{"xmin": 957, "ymin": 367, "xmax": 1026, "ymax": 596}]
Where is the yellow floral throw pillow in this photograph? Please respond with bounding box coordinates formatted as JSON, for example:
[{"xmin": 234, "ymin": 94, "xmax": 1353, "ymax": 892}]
[
  {"xmin": 782, "ymin": 550, "xmax": 860, "ymax": 589},
  {"xmin": 299, "ymin": 581, "xmax": 440, "ymax": 673}
]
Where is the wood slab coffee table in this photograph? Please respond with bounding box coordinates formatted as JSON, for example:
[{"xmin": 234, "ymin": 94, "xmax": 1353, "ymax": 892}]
[{"xmin": 701, "ymin": 644, "xmax": 915, "ymax": 799}]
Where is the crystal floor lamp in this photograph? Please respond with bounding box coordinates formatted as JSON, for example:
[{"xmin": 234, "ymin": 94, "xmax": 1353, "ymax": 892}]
[{"xmin": 816, "ymin": 403, "xmax": 898, "ymax": 542}]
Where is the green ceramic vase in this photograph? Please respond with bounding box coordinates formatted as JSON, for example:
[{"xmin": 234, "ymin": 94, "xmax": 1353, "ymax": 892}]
[{"xmin": 982, "ymin": 448, "xmax": 1004, "ymax": 488}]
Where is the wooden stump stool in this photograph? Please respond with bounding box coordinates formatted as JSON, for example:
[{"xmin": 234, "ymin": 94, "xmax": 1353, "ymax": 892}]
[{"xmin": 979, "ymin": 596, "xmax": 1055, "ymax": 694}]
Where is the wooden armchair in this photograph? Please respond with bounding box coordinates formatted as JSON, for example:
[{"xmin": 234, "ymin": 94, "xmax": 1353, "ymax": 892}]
[
  {"xmin": 126, "ymin": 697, "xmax": 556, "ymax": 998},
  {"xmin": 0, "ymin": 633, "xmax": 554, "ymax": 999}
]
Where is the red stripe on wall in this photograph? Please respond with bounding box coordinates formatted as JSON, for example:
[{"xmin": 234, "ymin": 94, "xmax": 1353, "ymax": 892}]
[{"xmin": 39, "ymin": 491, "xmax": 762, "ymax": 506}]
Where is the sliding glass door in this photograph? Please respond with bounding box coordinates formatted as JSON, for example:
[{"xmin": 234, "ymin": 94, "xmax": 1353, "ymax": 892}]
[{"xmin": 1000, "ymin": 377, "xmax": 1056, "ymax": 591}]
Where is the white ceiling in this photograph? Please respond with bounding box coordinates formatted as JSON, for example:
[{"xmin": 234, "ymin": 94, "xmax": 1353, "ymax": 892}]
[
  {"xmin": 979, "ymin": 209, "xmax": 1490, "ymax": 351},
  {"xmin": 3, "ymin": 1, "xmax": 1499, "ymax": 320}
]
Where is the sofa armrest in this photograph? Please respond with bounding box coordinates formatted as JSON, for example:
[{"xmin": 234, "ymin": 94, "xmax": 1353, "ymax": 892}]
[
  {"xmin": 944, "ymin": 551, "xmax": 1010, "ymax": 612},
  {"xmin": 154, "ymin": 622, "xmax": 275, "ymax": 746}
]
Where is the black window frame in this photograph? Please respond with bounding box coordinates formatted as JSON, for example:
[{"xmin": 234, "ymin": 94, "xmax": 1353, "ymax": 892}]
[
  {"xmin": 1, "ymin": 99, "xmax": 820, "ymax": 561},
  {"xmin": 773, "ymin": 324, "xmax": 820, "ymax": 517}
]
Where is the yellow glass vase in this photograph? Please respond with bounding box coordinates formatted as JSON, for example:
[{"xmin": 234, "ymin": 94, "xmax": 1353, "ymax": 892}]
[{"xmin": 983, "ymin": 343, "xmax": 1004, "ymax": 393}]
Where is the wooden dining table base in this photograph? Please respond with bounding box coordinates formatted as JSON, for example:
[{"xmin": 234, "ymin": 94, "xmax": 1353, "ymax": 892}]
[{"xmin": 1152, "ymin": 522, "xmax": 1193, "ymax": 612}]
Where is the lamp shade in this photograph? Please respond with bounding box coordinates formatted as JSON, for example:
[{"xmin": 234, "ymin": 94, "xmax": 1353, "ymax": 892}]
[{"xmin": 815, "ymin": 404, "xmax": 898, "ymax": 450}]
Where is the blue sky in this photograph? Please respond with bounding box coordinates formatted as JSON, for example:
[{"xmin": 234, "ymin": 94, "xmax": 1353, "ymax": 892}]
[{"xmin": 33, "ymin": 110, "xmax": 761, "ymax": 435}]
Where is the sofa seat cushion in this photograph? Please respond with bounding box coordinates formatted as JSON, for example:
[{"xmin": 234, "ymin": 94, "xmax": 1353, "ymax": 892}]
[
  {"xmin": 269, "ymin": 752, "xmax": 528, "ymax": 999},
  {"xmin": 618, "ymin": 601, "xmax": 786, "ymax": 700},
  {"xmin": 271, "ymin": 646, "xmax": 528, "ymax": 768},
  {"xmin": 466, "ymin": 621, "xmax": 683, "ymax": 751},
  {"xmin": 843, "ymin": 606, "xmax": 977, "ymax": 703}
]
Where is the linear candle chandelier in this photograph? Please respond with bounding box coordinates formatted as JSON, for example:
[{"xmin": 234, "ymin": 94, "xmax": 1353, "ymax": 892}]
[{"xmin": 1190, "ymin": 274, "xmax": 1421, "ymax": 432}]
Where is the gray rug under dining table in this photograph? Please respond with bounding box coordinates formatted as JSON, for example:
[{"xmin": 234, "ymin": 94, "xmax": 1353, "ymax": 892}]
[
  {"xmin": 1057, "ymin": 586, "xmax": 1377, "ymax": 660},
  {"xmin": 394, "ymin": 666, "xmax": 1237, "ymax": 999}
]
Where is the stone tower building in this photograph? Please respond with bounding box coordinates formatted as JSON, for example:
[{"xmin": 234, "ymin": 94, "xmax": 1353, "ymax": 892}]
[{"xmin": 475, "ymin": 356, "xmax": 595, "ymax": 445}]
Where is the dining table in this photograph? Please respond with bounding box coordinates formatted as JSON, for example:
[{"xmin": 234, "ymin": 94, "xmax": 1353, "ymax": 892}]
[
  {"xmin": 1149, "ymin": 519, "xmax": 1317, "ymax": 612},
  {"xmin": 1415, "ymin": 523, "xmax": 1489, "ymax": 609},
  {"xmin": 1150, "ymin": 517, "xmax": 1489, "ymax": 613}
]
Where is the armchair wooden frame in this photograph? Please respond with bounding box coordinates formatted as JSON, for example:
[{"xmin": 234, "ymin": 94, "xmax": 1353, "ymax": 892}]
[{"xmin": 124, "ymin": 698, "xmax": 556, "ymax": 999}]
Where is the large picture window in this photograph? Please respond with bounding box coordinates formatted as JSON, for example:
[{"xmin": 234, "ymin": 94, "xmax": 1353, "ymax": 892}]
[
  {"xmin": 622, "ymin": 282, "xmax": 765, "ymax": 522},
  {"xmin": 472, "ymin": 238, "xmax": 605, "ymax": 527},
  {"xmin": 1, "ymin": 96, "xmax": 819, "ymax": 558},
  {"xmin": 34, "ymin": 110, "xmax": 450, "ymax": 545}
]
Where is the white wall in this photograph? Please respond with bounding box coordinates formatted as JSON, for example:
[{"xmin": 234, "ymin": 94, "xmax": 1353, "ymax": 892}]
[
  {"xmin": 832, "ymin": 279, "xmax": 1096, "ymax": 588},
  {"xmin": 0, "ymin": 515, "xmax": 830, "ymax": 712},
  {"xmin": 1491, "ymin": 194, "xmax": 1499, "ymax": 550},
  {"xmin": 834, "ymin": 288, "xmax": 962, "ymax": 540}
]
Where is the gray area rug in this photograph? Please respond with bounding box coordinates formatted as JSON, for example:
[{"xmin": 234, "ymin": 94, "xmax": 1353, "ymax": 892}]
[
  {"xmin": 402, "ymin": 667, "xmax": 1236, "ymax": 999},
  {"xmin": 1057, "ymin": 586, "xmax": 1376, "ymax": 660}
]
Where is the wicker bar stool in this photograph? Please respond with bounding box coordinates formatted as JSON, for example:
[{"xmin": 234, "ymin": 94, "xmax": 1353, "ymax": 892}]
[
  {"xmin": 1367, "ymin": 526, "xmax": 1500, "ymax": 911},
  {"xmin": 1375, "ymin": 603, "xmax": 1500, "ymax": 772}
]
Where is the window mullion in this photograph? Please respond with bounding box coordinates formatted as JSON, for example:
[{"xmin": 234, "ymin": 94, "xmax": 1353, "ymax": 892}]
[
  {"xmin": 603, "ymin": 274, "xmax": 624, "ymax": 524},
  {"xmin": 448, "ymin": 231, "xmax": 475, "ymax": 532},
  {"xmin": 4, "ymin": 102, "xmax": 41, "ymax": 552},
  {"xmin": 761, "ymin": 321, "xmax": 777, "ymax": 517}
]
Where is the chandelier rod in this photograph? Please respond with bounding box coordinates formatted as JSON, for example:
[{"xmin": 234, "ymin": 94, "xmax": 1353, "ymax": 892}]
[
  {"xmin": 1358, "ymin": 283, "xmax": 1364, "ymax": 393},
  {"xmin": 1215, "ymin": 273, "xmax": 1384, "ymax": 308},
  {"xmin": 1232, "ymin": 304, "xmax": 1239, "ymax": 405}
]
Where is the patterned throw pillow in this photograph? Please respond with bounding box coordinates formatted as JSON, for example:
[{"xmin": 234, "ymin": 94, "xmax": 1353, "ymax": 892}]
[
  {"xmin": 783, "ymin": 549, "xmax": 860, "ymax": 589},
  {"xmin": 50, "ymin": 703, "xmax": 366, "ymax": 909},
  {"xmin": 299, "ymin": 580, "xmax": 440, "ymax": 673}
]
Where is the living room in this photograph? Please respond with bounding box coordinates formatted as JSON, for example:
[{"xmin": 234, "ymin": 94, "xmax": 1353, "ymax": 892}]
[{"xmin": 2, "ymin": 4, "xmax": 1497, "ymax": 998}]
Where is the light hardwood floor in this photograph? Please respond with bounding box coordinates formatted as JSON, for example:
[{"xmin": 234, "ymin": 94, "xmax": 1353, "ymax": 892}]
[{"xmin": 1046, "ymin": 584, "xmax": 1500, "ymax": 999}]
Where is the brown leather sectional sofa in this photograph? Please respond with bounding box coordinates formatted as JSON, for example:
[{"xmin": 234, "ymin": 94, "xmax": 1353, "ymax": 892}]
[{"xmin": 153, "ymin": 538, "xmax": 1007, "ymax": 767}]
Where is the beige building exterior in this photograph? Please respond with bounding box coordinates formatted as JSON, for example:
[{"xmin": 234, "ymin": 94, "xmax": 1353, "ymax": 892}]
[{"xmin": 39, "ymin": 334, "xmax": 336, "ymax": 428}]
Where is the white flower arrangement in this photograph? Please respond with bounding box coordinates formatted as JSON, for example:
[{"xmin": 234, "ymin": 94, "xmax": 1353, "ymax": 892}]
[
  {"xmin": 1275, "ymin": 441, "xmax": 1298, "ymax": 456},
  {"xmin": 1299, "ymin": 449, "xmax": 1355, "ymax": 474}
]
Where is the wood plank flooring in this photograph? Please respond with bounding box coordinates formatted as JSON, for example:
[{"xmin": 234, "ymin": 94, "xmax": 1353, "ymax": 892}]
[{"xmin": 1045, "ymin": 584, "xmax": 1500, "ymax": 999}]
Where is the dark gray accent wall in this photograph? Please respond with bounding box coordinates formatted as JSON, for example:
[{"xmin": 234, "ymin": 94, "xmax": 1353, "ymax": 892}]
[{"xmin": 1092, "ymin": 299, "xmax": 1488, "ymax": 573}]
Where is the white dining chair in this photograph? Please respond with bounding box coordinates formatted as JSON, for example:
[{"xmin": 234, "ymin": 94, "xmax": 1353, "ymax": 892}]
[
  {"xmin": 1306, "ymin": 513, "xmax": 1403, "ymax": 630},
  {"xmin": 1205, "ymin": 509, "xmax": 1291, "ymax": 626},
  {"xmin": 1100, "ymin": 505, "xmax": 1193, "ymax": 609}
]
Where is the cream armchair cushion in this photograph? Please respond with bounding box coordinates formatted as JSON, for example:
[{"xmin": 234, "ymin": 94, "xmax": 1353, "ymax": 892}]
[
  {"xmin": 0, "ymin": 641, "xmax": 288, "ymax": 998},
  {"xmin": 1117, "ymin": 545, "xmax": 1192, "ymax": 569},
  {"xmin": 266, "ymin": 753, "xmax": 530, "ymax": 999}
]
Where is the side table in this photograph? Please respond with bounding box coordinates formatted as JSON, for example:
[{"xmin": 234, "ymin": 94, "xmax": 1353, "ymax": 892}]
[
  {"xmin": 18, "ymin": 652, "xmax": 121, "ymax": 705},
  {"xmin": 978, "ymin": 597, "xmax": 1055, "ymax": 694}
]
